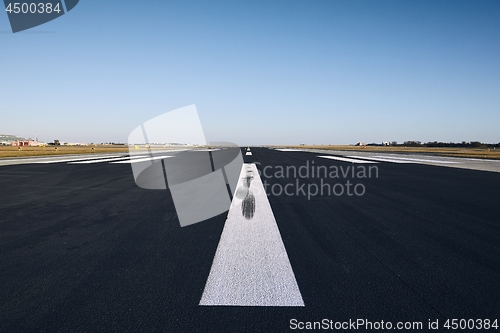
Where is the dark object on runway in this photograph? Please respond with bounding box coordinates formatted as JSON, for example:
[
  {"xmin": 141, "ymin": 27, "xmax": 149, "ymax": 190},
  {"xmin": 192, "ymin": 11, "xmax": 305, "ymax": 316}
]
[{"xmin": 241, "ymin": 191, "xmax": 255, "ymax": 220}]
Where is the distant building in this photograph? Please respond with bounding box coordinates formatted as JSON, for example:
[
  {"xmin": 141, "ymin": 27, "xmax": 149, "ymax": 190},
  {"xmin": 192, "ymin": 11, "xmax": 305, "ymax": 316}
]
[
  {"xmin": 12, "ymin": 140, "xmax": 29, "ymax": 146},
  {"xmin": 64, "ymin": 143, "xmax": 88, "ymax": 146},
  {"xmin": 12, "ymin": 139, "xmax": 38, "ymax": 147}
]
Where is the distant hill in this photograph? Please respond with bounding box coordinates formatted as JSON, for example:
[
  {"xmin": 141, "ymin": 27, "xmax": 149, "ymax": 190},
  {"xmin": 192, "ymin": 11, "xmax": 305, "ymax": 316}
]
[{"xmin": 0, "ymin": 134, "xmax": 26, "ymax": 143}]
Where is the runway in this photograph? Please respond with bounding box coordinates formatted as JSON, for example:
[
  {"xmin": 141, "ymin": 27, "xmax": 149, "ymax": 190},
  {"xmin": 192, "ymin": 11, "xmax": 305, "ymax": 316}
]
[
  {"xmin": 291, "ymin": 148, "xmax": 500, "ymax": 173},
  {"xmin": 1, "ymin": 148, "xmax": 499, "ymax": 332}
]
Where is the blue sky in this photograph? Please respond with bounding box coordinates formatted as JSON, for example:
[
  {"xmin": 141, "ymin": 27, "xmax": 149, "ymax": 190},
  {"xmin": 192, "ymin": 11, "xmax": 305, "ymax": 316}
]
[{"xmin": 1, "ymin": 0, "xmax": 499, "ymax": 145}]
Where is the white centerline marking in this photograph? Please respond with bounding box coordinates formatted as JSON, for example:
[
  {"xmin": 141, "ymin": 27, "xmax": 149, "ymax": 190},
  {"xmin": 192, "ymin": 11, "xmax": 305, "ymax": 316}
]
[
  {"xmin": 245, "ymin": 152, "xmax": 252, "ymax": 155},
  {"xmin": 111, "ymin": 155, "xmax": 175, "ymax": 164},
  {"xmin": 200, "ymin": 163, "xmax": 304, "ymax": 307},
  {"xmin": 318, "ymin": 155, "xmax": 378, "ymax": 164}
]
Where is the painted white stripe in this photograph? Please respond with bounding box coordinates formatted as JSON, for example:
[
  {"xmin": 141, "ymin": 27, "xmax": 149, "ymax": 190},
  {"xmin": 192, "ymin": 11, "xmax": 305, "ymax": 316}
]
[
  {"xmin": 195, "ymin": 149, "xmax": 221, "ymax": 151},
  {"xmin": 346, "ymin": 156, "xmax": 412, "ymax": 164},
  {"xmin": 460, "ymin": 157, "xmax": 500, "ymax": 162},
  {"xmin": 245, "ymin": 152, "xmax": 252, "ymax": 155},
  {"xmin": 69, "ymin": 156, "xmax": 147, "ymax": 164},
  {"xmin": 275, "ymin": 149, "xmax": 304, "ymax": 152},
  {"xmin": 373, "ymin": 155, "xmax": 459, "ymax": 164},
  {"xmin": 200, "ymin": 163, "xmax": 304, "ymax": 307},
  {"xmin": 142, "ymin": 149, "xmax": 190, "ymax": 153},
  {"xmin": 318, "ymin": 155, "xmax": 378, "ymax": 164},
  {"xmin": 111, "ymin": 155, "xmax": 174, "ymax": 164},
  {"xmin": 33, "ymin": 155, "xmax": 121, "ymax": 164}
]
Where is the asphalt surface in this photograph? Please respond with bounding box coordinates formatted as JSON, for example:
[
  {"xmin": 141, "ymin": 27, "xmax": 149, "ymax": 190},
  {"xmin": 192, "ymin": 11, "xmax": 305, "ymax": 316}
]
[{"xmin": 1, "ymin": 148, "xmax": 499, "ymax": 332}]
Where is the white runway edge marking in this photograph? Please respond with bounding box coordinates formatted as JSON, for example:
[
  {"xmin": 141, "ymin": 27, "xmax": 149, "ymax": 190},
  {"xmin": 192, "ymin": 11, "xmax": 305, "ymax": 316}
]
[
  {"xmin": 346, "ymin": 156, "xmax": 412, "ymax": 164},
  {"xmin": 318, "ymin": 155, "xmax": 378, "ymax": 164},
  {"xmin": 200, "ymin": 163, "xmax": 304, "ymax": 307},
  {"xmin": 69, "ymin": 156, "xmax": 147, "ymax": 164},
  {"xmin": 245, "ymin": 152, "xmax": 253, "ymax": 155},
  {"xmin": 346, "ymin": 155, "xmax": 460, "ymax": 164},
  {"xmin": 111, "ymin": 155, "xmax": 175, "ymax": 164},
  {"xmin": 33, "ymin": 155, "xmax": 121, "ymax": 164},
  {"xmin": 373, "ymin": 155, "xmax": 459, "ymax": 164}
]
